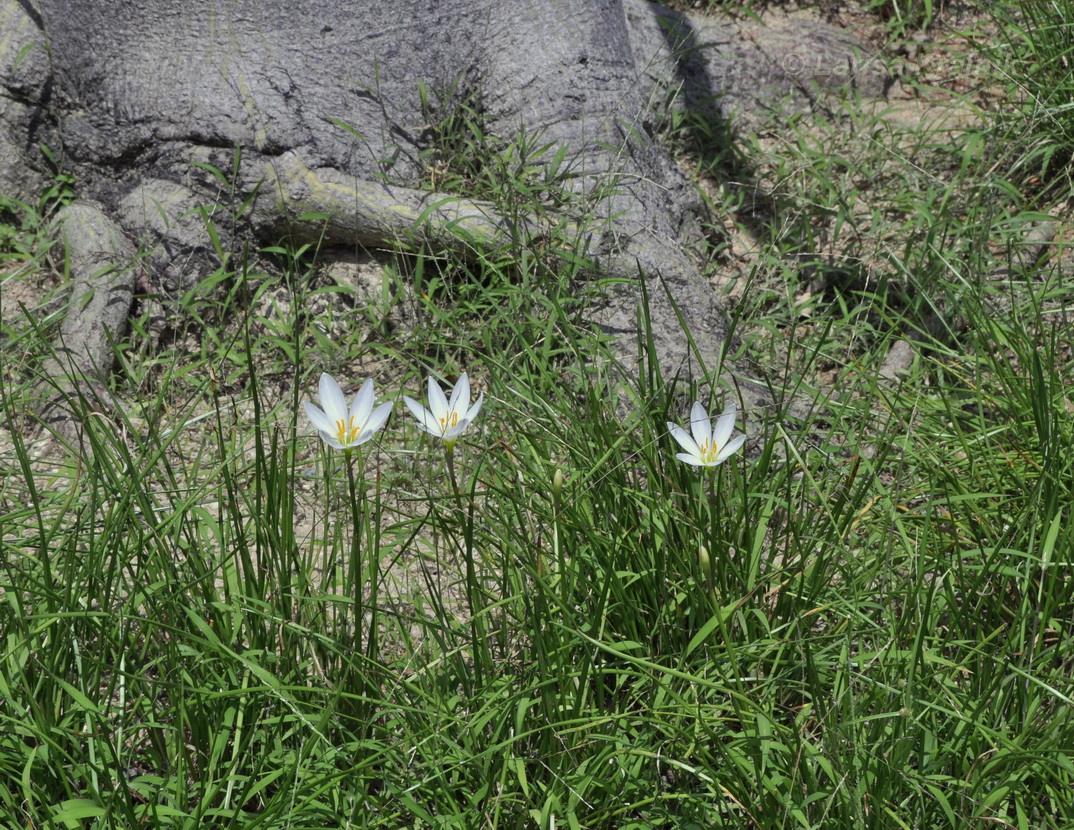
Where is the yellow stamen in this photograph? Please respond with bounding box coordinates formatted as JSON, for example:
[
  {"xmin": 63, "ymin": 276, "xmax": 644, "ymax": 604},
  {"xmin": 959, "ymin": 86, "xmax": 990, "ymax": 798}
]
[
  {"xmin": 439, "ymin": 411, "xmax": 459, "ymax": 433},
  {"xmin": 335, "ymin": 417, "xmax": 360, "ymax": 445}
]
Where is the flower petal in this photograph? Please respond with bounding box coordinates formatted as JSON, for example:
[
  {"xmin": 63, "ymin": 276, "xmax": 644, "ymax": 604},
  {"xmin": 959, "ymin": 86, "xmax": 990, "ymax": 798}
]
[
  {"xmin": 350, "ymin": 378, "xmax": 375, "ymax": 427},
  {"xmin": 318, "ymin": 431, "xmax": 346, "ymax": 450},
  {"xmin": 689, "ymin": 401, "xmax": 711, "ymax": 451},
  {"xmin": 463, "ymin": 392, "xmax": 483, "ymax": 426},
  {"xmin": 359, "ymin": 401, "xmax": 394, "ymax": 443},
  {"xmin": 404, "ymin": 395, "xmax": 439, "ymax": 436},
  {"xmin": 448, "ymin": 372, "xmax": 470, "ymax": 417},
  {"xmin": 668, "ymin": 422, "xmax": 701, "ymax": 457},
  {"xmin": 427, "ymin": 377, "xmax": 449, "ymax": 423},
  {"xmin": 714, "ymin": 433, "xmax": 746, "ymax": 464},
  {"xmin": 318, "ymin": 372, "xmax": 348, "ymax": 422},
  {"xmin": 304, "ymin": 401, "xmax": 337, "ymax": 437},
  {"xmin": 675, "ymin": 452, "xmax": 707, "ymax": 466},
  {"xmin": 711, "ymin": 401, "xmax": 738, "ymax": 453}
]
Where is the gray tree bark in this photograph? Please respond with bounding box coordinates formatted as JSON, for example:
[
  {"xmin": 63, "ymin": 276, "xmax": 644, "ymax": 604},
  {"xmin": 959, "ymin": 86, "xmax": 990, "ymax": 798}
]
[{"xmin": 1, "ymin": 0, "xmax": 883, "ymax": 443}]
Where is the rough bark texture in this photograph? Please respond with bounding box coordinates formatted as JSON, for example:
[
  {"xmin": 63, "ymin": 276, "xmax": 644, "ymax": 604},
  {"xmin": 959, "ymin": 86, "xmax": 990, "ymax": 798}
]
[
  {"xmin": 0, "ymin": 0, "xmax": 884, "ymax": 438},
  {"xmin": 37, "ymin": 201, "xmax": 138, "ymax": 449}
]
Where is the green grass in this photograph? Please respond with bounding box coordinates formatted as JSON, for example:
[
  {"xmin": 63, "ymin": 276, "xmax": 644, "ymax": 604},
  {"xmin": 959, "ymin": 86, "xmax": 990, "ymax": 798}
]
[
  {"xmin": 3, "ymin": 6, "xmax": 1074, "ymax": 828},
  {"xmin": 985, "ymin": 0, "xmax": 1074, "ymax": 195}
]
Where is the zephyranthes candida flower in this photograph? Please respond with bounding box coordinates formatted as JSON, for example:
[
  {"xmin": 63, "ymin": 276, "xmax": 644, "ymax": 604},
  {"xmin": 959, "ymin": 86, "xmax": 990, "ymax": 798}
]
[
  {"xmin": 667, "ymin": 400, "xmax": 746, "ymax": 469},
  {"xmin": 304, "ymin": 372, "xmax": 393, "ymax": 451},
  {"xmin": 403, "ymin": 372, "xmax": 483, "ymax": 451}
]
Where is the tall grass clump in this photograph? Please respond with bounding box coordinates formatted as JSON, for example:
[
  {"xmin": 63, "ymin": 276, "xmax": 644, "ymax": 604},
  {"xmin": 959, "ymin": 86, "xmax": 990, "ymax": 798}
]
[
  {"xmin": 6, "ymin": 231, "xmax": 1074, "ymax": 825},
  {"xmin": 4, "ymin": 35, "xmax": 1074, "ymax": 827},
  {"xmin": 985, "ymin": 0, "xmax": 1074, "ymax": 193}
]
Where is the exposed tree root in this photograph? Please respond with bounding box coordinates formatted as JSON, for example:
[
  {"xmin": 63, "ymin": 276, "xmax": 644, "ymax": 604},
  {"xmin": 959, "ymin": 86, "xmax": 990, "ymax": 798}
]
[
  {"xmin": 38, "ymin": 202, "xmax": 138, "ymax": 450},
  {"xmin": 5, "ymin": 0, "xmax": 886, "ymax": 449}
]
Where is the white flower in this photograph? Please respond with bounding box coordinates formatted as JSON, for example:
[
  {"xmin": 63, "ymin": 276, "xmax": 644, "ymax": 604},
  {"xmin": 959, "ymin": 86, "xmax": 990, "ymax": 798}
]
[
  {"xmin": 403, "ymin": 372, "xmax": 483, "ymax": 449},
  {"xmin": 667, "ymin": 400, "xmax": 746, "ymax": 469},
  {"xmin": 304, "ymin": 372, "xmax": 393, "ymax": 451}
]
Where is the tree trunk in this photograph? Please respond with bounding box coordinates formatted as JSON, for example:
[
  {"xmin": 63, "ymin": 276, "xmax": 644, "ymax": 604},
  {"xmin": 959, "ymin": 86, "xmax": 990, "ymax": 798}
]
[{"xmin": 1, "ymin": 0, "xmax": 883, "ymax": 438}]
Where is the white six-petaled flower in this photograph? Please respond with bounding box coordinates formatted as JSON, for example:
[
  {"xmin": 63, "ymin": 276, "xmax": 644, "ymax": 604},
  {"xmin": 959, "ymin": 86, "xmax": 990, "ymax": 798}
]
[
  {"xmin": 667, "ymin": 400, "xmax": 746, "ymax": 469},
  {"xmin": 403, "ymin": 372, "xmax": 483, "ymax": 450},
  {"xmin": 305, "ymin": 372, "xmax": 393, "ymax": 451}
]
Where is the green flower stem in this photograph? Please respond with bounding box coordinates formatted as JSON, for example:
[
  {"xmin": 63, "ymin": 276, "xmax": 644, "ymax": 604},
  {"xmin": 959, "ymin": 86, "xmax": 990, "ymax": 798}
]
[
  {"xmin": 344, "ymin": 446, "xmax": 381, "ymax": 731},
  {"xmin": 694, "ymin": 467, "xmax": 721, "ymax": 609},
  {"xmin": 445, "ymin": 442, "xmax": 488, "ymax": 681},
  {"xmin": 344, "ymin": 450, "xmax": 364, "ymax": 661},
  {"xmin": 360, "ymin": 449, "xmax": 382, "ymax": 669},
  {"xmin": 445, "ymin": 440, "xmax": 457, "ymax": 487}
]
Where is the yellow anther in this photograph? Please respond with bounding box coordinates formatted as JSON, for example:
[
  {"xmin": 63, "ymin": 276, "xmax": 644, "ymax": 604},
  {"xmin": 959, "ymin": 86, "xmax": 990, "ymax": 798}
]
[
  {"xmin": 335, "ymin": 417, "xmax": 359, "ymax": 445},
  {"xmin": 439, "ymin": 411, "xmax": 459, "ymax": 433}
]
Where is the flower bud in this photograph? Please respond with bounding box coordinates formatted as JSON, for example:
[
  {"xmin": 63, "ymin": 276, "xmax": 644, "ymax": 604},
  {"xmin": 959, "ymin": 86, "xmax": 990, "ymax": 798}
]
[{"xmin": 699, "ymin": 544, "xmax": 712, "ymax": 587}]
